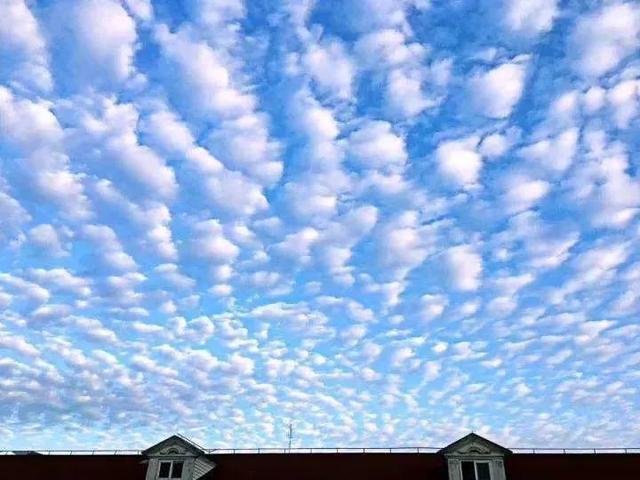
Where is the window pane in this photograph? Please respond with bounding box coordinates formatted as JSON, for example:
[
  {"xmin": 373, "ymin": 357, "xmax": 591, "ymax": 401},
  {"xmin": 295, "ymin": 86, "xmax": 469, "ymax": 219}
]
[
  {"xmin": 461, "ymin": 461, "xmax": 476, "ymax": 480},
  {"xmin": 171, "ymin": 461, "xmax": 184, "ymax": 479},
  {"xmin": 476, "ymin": 462, "xmax": 491, "ymax": 480},
  {"xmin": 158, "ymin": 462, "xmax": 171, "ymax": 478}
]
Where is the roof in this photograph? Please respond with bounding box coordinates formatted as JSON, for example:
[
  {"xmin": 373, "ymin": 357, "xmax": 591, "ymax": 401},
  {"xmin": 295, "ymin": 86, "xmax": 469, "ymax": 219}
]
[
  {"xmin": 2, "ymin": 452, "xmax": 640, "ymax": 480},
  {"xmin": 142, "ymin": 434, "xmax": 206, "ymax": 456},
  {"xmin": 438, "ymin": 432, "xmax": 513, "ymax": 455}
]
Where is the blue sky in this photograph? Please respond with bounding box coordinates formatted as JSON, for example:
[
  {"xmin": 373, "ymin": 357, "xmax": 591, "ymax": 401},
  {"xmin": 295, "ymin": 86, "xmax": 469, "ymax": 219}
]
[{"xmin": 1, "ymin": 0, "xmax": 640, "ymax": 450}]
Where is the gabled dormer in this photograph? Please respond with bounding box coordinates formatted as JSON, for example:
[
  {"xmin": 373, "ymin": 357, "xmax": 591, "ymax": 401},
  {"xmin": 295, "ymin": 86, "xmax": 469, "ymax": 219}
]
[
  {"xmin": 439, "ymin": 433, "xmax": 511, "ymax": 480},
  {"xmin": 143, "ymin": 435, "xmax": 215, "ymax": 480}
]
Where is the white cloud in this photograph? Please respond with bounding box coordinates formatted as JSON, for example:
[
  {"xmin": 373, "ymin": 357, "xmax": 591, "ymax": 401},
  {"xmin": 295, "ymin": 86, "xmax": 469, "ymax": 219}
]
[
  {"xmin": 0, "ymin": 332, "xmax": 40, "ymax": 357},
  {"xmin": 386, "ymin": 68, "xmax": 431, "ymax": 118},
  {"xmin": 28, "ymin": 225, "xmax": 68, "ymax": 257},
  {"xmin": 575, "ymin": 320, "xmax": 615, "ymax": 345},
  {"xmin": 28, "ymin": 162, "xmax": 93, "ymax": 221},
  {"xmin": 436, "ymin": 137, "xmax": 482, "ymax": 188},
  {"xmin": 469, "ymin": 61, "xmax": 527, "ymax": 118},
  {"xmin": 503, "ymin": 0, "xmax": 558, "ymax": 36},
  {"xmin": 123, "ymin": 0, "xmax": 153, "ymax": 21},
  {"xmin": 583, "ymin": 86, "xmax": 606, "ymax": 114},
  {"xmin": 283, "ymin": 90, "xmax": 351, "ymax": 224},
  {"xmin": 91, "ymin": 101, "xmax": 178, "ymax": 199},
  {"xmin": 348, "ymin": 121, "xmax": 407, "ymax": 169},
  {"xmin": 486, "ymin": 296, "xmax": 518, "ymax": 317},
  {"xmin": 154, "ymin": 25, "xmax": 282, "ymax": 185},
  {"xmin": 205, "ymin": 170, "xmax": 269, "ymax": 218},
  {"xmin": 70, "ymin": 316, "xmax": 118, "ymax": 344},
  {"xmin": 49, "ymin": 0, "xmax": 137, "ymax": 86},
  {"xmin": 390, "ymin": 346, "xmax": 415, "ymax": 369},
  {"xmin": 569, "ymin": 2, "xmax": 640, "ymax": 78},
  {"xmin": 141, "ymin": 107, "xmax": 226, "ymax": 180},
  {"xmin": 519, "ymin": 128, "xmax": 578, "ymax": 173},
  {"xmin": 574, "ymin": 243, "xmax": 629, "ymax": 283},
  {"xmin": 571, "ymin": 136, "xmax": 640, "ymax": 228},
  {"xmin": 0, "ymin": 187, "xmax": 30, "ymax": 243},
  {"xmin": 154, "ymin": 264, "xmax": 195, "ymax": 290},
  {"xmin": 318, "ymin": 205, "xmax": 379, "ymax": 284},
  {"xmin": 304, "ymin": 39, "xmax": 355, "ymax": 99},
  {"xmin": 0, "ymin": 0, "xmax": 52, "ymax": 91},
  {"xmin": 502, "ymin": 175, "xmax": 551, "ymax": 214},
  {"xmin": 223, "ymin": 353, "xmax": 255, "ymax": 376},
  {"xmin": 82, "ymin": 224, "xmax": 137, "ymax": 271},
  {"xmin": 27, "ymin": 269, "xmax": 91, "ymax": 297},
  {"xmin": 514, "ymin": 382, "xmax": 531, "ymax": 398},
  {"xmin": 191, "ymin": 220, "xmax": 240, "ymax": 264},
  {"xmin": 607, "ymin": 79, "xmax": 639, "ymax": 128},
  {"xmin": 93, "ymin": 180, "xmax": 177, "ymax": 260},
  {"xmin": 365, "ymin": 280, "xmax": 406, "ymax": 309},
  {"xmin": 420, "ymin": 294, "xmax": 448, "ymax": 321},
  {"xmin": 432, "ymin": 341, "xmax": 448, "ymax": 354},
  {"xmin": 207, "ymin": 115, "xmax": 283, "ymax": 186},
  {"xmin": 346, "ymin": 0, "xmax": 416, "ymax": 32},
  {"xmin": 283, "ymin": 171, "xmax": 348, "ymax": 222},
  {"xmin": 140, "ymin": 107, "xmax": 269, "ymax": 219},
  {"xmin": 186, "ymin": 0, "xmax": 245, "ymax": 47},
  {"xmin": 0, "ymin": 86, "xmax": 62, "ymax": 153},
  {"xmin": 210, "ymin": 284, "xmax": 233, "ymax": 297},
  {"xmin": 361, "ymin": 367, "xmax": 381, "ymax": 382},
  {"xmin": 250, "ymin": 302, "xmax": 332, "ymax": 337},
  {"xmin": 550, "ymin": 241, "xmax": 629, "ymax": 304},
  {"xmin": 445, "ymin": 245, "xmax": 483, "ymax": 291},
  {"xmin": 273, "ymin": 227, "xmax": 320, "ymax": 264},
  {"xmin": 353, "ymin": 23, "xmax": 434, "ymax": 118},
  {"xmin": 355, "ymin": 29, "xmax": 427, "ymax": 68},
  {"xmin": 493, "ymin": 273, "xmax": 535, "ymax": 295},
  {"xmin": 376, "ymin": 211, "xmax": 433, "ymax": 280},
  {"xmin": 503, "ymin": 211, "xmax": 579, "ymax": 269},
  {"xmin": 291, "ymin": 91, "xmax": 341, "ymax": 146},
  {"xmin": 0, "ymin": 273, "xmax": 50, "ymax": 303},
  {"xmin": 339, "ymin": 324, "xmax": 368, "ymax": 346},
  {"xmin": 154, "ymin": 25, "xmax": 247, "ymax": 116},
  {"xmin": 479, "ymin": 133, "xmax": 512, "ymax": 159},
  {"xmin": 141, "ymin": 109, "xmax": 199, "ymax": 157},
  {"xmin": 249, "ymin": 271, "xmax": 281, "ymax": 288},
  {"xmin": 423, "ymin": 360, "xmax": 441, "ymax": 381}
]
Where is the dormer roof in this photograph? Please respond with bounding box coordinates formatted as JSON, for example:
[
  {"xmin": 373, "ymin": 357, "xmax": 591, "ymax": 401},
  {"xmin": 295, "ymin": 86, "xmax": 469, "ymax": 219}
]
[
  {"xmin": 438, "ymin": 432, "xmax": 512, "ymax": 455},
  {"xmin": 142, "ymin": 434, "xmax": 206, "ymax": 457}
]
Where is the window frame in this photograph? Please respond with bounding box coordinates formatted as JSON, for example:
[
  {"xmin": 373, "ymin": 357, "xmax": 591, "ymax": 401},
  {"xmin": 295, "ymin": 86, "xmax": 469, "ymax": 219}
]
[
  {"xmin": 460, "ymin": 460, "xmax": 492, "ymax": 480},
  {"xmin": 157, "ymin": 460, "xmax": 184, "ymax": 479}
]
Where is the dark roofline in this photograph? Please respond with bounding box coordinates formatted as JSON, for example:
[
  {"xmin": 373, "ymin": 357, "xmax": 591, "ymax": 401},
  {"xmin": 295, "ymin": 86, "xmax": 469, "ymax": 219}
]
[{"xmin": 2, "ymin": 447, "xmax": 640, "ymax": 456}]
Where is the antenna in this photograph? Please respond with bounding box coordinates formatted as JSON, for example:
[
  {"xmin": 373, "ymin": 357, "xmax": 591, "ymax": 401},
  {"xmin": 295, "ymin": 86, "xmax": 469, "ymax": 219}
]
[{"xmin": 287, "ymin": 422, "xmax": 293, "ymax": 452}]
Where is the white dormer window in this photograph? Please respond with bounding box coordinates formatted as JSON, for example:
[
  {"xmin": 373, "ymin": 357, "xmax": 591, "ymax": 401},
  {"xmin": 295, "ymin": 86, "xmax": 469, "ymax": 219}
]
[
  {"xmin": 461, "ymin": 460, "xmax": 491, "ymax": 480},
  {"xmin": 439, "ymin": 433, "xmax": 511, "ymax": 480},
  {"xmin": 143, "ymin": 435, "xmax": 215, "ymax": 480},
  {"xmin": 158, "ymin": 460, "xmax": 184, "ymax": 479}
]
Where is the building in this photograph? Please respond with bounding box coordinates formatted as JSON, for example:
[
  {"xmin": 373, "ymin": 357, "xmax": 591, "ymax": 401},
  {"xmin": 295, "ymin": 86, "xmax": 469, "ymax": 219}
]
[{"xmin": 1, "ymin": 432, "xmax": 639, "ymax": 480}]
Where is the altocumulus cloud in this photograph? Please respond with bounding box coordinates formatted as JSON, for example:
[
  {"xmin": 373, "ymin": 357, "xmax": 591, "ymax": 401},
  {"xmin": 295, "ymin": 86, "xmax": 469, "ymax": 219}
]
[{"xmin": 0, "ymin": 0, "xmax": 639, "ymax": 451}]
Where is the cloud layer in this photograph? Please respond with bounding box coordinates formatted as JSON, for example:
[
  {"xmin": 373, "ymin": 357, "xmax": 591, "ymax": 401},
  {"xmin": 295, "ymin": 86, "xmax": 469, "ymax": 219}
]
[{"xmin": 1, "ymin": 0, "xmax": 639, "ymax": 450}]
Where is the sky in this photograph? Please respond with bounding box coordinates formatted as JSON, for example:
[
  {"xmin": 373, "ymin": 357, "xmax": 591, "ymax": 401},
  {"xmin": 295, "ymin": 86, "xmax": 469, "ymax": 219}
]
[{"xmin": 0, "ymin": 0, "xmax": 639, "ymax": 451}]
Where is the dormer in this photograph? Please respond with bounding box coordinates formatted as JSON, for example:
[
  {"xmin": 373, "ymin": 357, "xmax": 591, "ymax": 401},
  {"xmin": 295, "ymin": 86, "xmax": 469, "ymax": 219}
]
[
  {"xmin": 439, "ymin": 433, "xmax": 511, "ymax": 480},
  {"xmin": 143, "ymin": 435, "xmax": 215, "ymax": 480}
]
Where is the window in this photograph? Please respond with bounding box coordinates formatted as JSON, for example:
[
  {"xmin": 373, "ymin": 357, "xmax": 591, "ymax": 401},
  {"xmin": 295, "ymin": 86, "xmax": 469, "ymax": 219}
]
[
  {"xmin": 158, "ymin": 461, "xmax": 184, "ymax": 479},
  {"xmin": 171, "ymin": 462, "xmax": 183, "ymax": 478},
  {"xmin": 461, "ymin": 461, "xmax": 491, "ymax": 480},
  {"xmin": 158, "ymin": 462, "xmax": 171, "ymax": 478}
]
